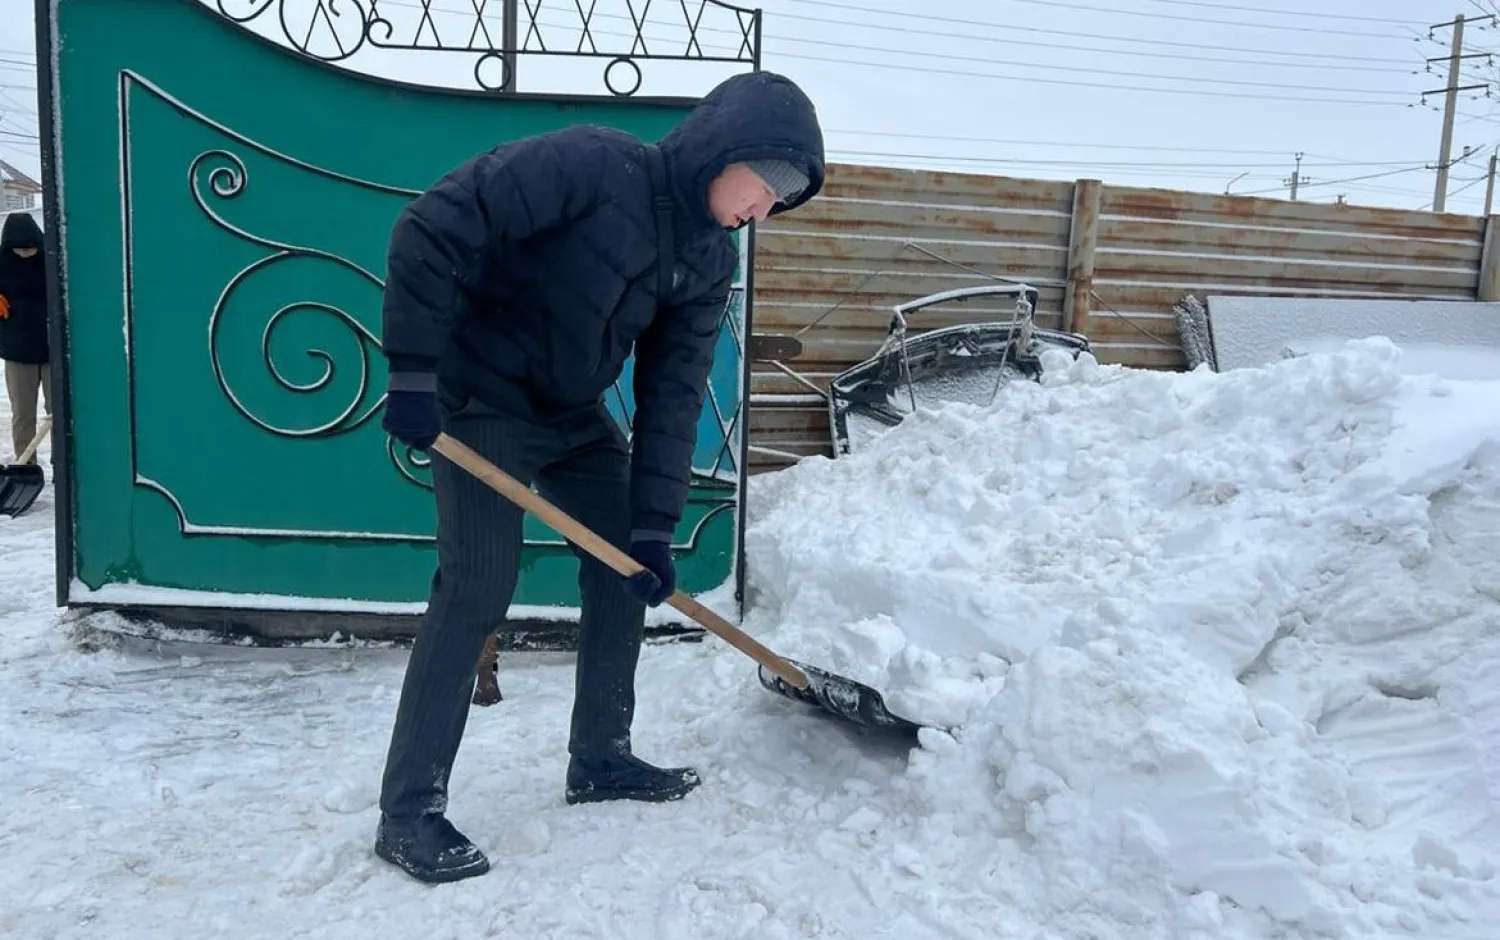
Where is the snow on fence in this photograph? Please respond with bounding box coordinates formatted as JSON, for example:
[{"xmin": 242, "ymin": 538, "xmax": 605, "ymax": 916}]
[{"xmin": 746, "ymin": 161, "xmax": 1495, "ymax": 471}]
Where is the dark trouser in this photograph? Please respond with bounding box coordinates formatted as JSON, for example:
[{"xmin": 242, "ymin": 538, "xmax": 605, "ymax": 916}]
[{"xmin": 378, "ymin": 395, "xmax": 647, "ymax": 820}]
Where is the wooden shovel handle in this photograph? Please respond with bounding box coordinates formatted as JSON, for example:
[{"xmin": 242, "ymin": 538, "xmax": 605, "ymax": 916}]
[
  {"xmin": 430, "ymin": 432, "xmax": 810, "ymax": 690},
  {"xmin": 16, "ymin": 416, "xmax": 51, "ymax": 465}
]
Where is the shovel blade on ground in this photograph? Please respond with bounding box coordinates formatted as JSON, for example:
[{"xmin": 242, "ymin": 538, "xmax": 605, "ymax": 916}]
[
  {"xmin": 0, "ymin": 464, "xmax": 45, "ymax": 517},
  {"xmin": 758, "ymin": 659, "xmax": 921, "ymax": 734}
]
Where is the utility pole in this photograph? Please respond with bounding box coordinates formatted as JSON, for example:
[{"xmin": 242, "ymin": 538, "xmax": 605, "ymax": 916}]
[
  {"xmin": 1283, "ymin": 152, "xmax": 1308, "ymax": 200},
  {"xmin": 1433, "ymin": 14, "xmax": 1464, "ymax": 212},
  {"xmin": 1487, "ymin": 148, "xmax": 1498, "ymax": 215},
  {"xmin": 1425, "ymin": 13, "xmax": 1494, "ymax": 212}
]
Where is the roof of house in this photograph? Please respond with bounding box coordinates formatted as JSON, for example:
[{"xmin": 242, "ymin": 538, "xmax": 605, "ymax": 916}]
[{"xmin": 0, "ymin": 158, "xmax": 41, "ymax": 193}]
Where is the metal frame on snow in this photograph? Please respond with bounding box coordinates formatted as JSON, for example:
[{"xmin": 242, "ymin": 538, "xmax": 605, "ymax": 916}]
[{"xmin": 825, "ymin": 283, "xmax": 1093, "ymax": 457}]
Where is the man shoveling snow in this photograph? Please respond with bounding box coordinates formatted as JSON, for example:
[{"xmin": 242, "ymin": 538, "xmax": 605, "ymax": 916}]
[{"xmin": 372, "ymin": 70, "xmax": 825, "ymax": 884}]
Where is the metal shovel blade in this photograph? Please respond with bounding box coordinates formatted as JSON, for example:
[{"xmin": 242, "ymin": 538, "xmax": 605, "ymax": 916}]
[
  {"xmin": 757, "ymin": 658, "xmax": 921, "ymax": 733},
  {"xmin": 0, "ymin": 463, "xmax": 45, "ymax": 517}
]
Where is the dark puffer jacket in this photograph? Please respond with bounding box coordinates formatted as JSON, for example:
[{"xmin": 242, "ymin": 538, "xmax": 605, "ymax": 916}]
[
  {"xmin": 0, "ymin": 211, "xmax": 48, "ymax": 365},
  {"xmin": 380, "ymin": 70, "xmax": 825, "ymax": 537}
]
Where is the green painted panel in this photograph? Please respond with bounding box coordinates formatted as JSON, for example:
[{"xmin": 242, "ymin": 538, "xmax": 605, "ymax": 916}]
[{"xmin": 50, "ymin": 0, "xmax": 748, "ymax": 615}]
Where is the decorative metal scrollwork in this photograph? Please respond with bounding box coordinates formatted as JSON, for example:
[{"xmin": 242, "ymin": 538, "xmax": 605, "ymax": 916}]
[
  {"xmin": 213, "ymin": 0, "xmax": 762, "ymax": 96},
  {"xmin": 189, "ymin": 148, "xmax": 430, "ymax": 489}
]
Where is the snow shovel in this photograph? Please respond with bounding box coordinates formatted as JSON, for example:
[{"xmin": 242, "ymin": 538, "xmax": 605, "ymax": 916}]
[
  {"xmin": 754, "ymin": 660, "xmax": 918, "ymax": 733},
  {"xmin": 0, "ymin": 416, "xmax": 50, "ymax": 518},
  {"xmin": 430, "ymin": 432, "xmax": 916, "ymax": 731}
]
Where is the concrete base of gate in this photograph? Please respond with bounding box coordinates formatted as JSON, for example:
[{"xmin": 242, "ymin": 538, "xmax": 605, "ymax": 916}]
[{"xmin": 70, "ymin": 603, "xmax": 707, "ymax": 650}]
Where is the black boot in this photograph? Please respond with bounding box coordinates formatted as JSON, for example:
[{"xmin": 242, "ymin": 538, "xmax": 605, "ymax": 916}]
[
  {"xmin": 374, "ymin": 813, "xmax": 490, "ymax": 884},
  {"xmin": 565, "ymin": 752, "xmax": 701, "ymax": 805}
]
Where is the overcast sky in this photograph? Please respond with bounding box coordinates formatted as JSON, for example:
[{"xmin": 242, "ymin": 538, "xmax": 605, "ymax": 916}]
[{"xmin": 2, "ymin": 0, "xmax": 1497, "ymax": 213}]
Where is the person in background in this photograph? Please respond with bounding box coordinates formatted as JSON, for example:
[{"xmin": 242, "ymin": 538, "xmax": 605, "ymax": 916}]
[
  {"xmin": 372, "ymin": 69, "xmax": 825, "ymax": 884},
  {"xmin": 0, "ymin": 211, "xmax": 50, "ymax": 462}
]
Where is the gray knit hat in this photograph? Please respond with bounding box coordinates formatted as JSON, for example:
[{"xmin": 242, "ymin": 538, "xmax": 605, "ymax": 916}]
[{"xmin": 746, "ymin": 159, "xmax": 809, "ymax": 205}]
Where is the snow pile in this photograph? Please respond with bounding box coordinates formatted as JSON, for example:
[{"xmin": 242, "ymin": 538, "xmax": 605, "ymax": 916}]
[
  {"xmin": 1284, "ymin": 336, "xmax": 1500, "ymax": 381},
  {"xmin": 744, "ymin": 336, "xmax": 1500, "ymax": 937}
]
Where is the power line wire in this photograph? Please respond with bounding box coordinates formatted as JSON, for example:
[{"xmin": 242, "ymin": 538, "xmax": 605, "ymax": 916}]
[
  {"xmin": 1238, "ymin": 160, "xmax": 1476, "ymax": 196},
  {"xmin": 824, "ymin": 149, "xmax": 1438, "ymax": 171},
  {"xmin": 1297, "ymin": 150, "xmax": 1440, "ymax": 167},
  {"xmin": 788, "ymin": 0, "xmax": 1414, "ymax": 41},
  {"xmin": 747, "ymin": 29, "xmax": 1415, "ymax": 95},
  {"xmin": 813, "ymin": 152, "xmax": 1445, "ymax": 201},
  {"xmin": 761, "ymin": 22, "xmax": 1416, "ymax": 76},
  {"xmin": 775, "ymin": 4, "xmax": 1416, "ymax": 62},
  {"xmin": 996, "ymin": 0, "xmax": 1420, "ymax": 38},
  {"xmin": 1421, "ymin": 172, "xmax": 1491, "ymax": 210},
  {"xmin": 0, "ymin": 88, "xmax": 37, "ymax": 112},
  {"xmin": 818, "ymin": 148, "xmax": 1462, "ymax": 194},
  {"xmin": 768, "ymin": 49, "xmax": 1417, "ymax": 107},
  {"xmin": 1130, "ymin": 0, "xmax": 1421, "ymax": 25},
  {"xmin": 824, "ymin": 129, "xmax": 1425, "ymax": 161}
]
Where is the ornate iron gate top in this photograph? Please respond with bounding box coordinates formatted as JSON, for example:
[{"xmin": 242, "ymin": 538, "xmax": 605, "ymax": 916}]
[{"xmin": 213, "ymin": 0, "xmax": 762, "ymax": 96}]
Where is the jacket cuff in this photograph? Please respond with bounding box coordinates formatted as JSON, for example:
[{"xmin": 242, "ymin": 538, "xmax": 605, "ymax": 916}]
[
  {"xmin": 387, "ymin": 371, "xmax": 437, "ymax": 394},
  {"xmin": 386, "ymin": 352, "xmax": 437, "ymax": 393},
  {"xmin": 630, "ymin": 528, "xmax": 674, "ymax": 544},
  {"xmin": 630, "ymin": 508, "xmax": 678, "ymax": 543}
]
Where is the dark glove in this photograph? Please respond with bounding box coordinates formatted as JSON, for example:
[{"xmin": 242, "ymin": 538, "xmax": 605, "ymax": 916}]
[
  {"xmin": 624, "ymin": 537, "xmax": 675, "ymax": 607},
  {"xmin": 382, "ymin": 388, "xmax": 441, "ymax": 450}
]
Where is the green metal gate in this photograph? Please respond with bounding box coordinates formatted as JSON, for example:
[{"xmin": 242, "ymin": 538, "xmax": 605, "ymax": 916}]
[{"xmin": 38, "ymin": 0, "xmax": 760, "ymax": 635}]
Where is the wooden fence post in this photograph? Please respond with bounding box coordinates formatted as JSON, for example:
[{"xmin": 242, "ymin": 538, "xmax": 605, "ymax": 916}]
[
  {"xmin": 1480, "ymin": 215, "xmax": 1500, "ymax": 301},
  {"xmin": 1064, "ymin": 179, "xmax": 1102, "ymax": 335}
]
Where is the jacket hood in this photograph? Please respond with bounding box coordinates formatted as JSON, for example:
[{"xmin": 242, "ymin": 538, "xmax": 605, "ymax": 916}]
[
  {"xmin": 1, "ymin": 212, "xmax": 43, "ymax": 251},
  {"xmin": 658, "ymin": 70, "xmax": 825, "ymax": 237}
]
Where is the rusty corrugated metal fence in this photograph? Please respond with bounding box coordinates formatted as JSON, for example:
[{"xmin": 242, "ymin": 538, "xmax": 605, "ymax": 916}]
[{"xmin": 746, "ymin": 162, "xmax": 1495, "ymax": 471}]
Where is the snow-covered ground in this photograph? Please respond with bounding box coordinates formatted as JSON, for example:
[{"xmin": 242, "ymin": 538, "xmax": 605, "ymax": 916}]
[{"xmin": 4, "ymin": 334, "xmax": 1500, "ymax": 939}]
